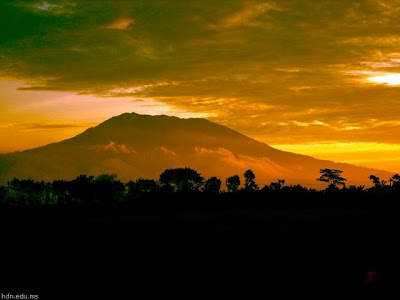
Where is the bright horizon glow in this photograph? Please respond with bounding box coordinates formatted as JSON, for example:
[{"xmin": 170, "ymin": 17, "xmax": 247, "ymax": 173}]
[
  {"xmin": 272, "ymin": 142, "xmax": 400, "ymax": 173},
  {"xmin": 0, "ymin": 81, "xmax": 216, "ymax": 153}
]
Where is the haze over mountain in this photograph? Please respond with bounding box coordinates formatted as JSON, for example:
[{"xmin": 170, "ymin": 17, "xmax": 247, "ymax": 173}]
[{"xmin": 0, "ymin": 112, "xmax": 393, "ymax": 187}]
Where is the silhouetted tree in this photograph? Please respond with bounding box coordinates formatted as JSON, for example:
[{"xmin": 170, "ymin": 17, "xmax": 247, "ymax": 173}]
[
  {"xmin": 270, "ymin": 179, "xmax": 285, "ymax": 190},
  {"xmin": 226, "ymin": 175, "xmax": 240, "ymax": 193},
  {"xmin": 52, "ymin": 179, "xmax": 74, "ymax": 205},
  {"xmin": 94, "ymin": 174, "xmax": 125, "ymax": 204},
  {"xmin": 348, "ymin": 185, "xmax": 365, "ymax": 191},
  {"xmin": 71, "ymin": 175, "xmax": 95, "ymax": 204},
  {"xmin": 317, "ymin": 169, "xmax": 346, "ymax": 189},
  {"xmin": 4, "ymin": 166, "xmax": 400, "ymax": 207},
  {"xmin": 204, "ymin": 177, "xmax": 222, "ymax": 193},
  {"xmin": 127, "ymin": 179, "xmax": 159, "ymax": 199},
  {"xmin": 391, "ymin": 174, "xmax": 400, "ymax": 189},
  {"xmin": 244, "ymin": 169, "xmax": 259, "ymax": 191},
  {"xmin": 347, "ymin": 185, "xmax": 366, "ymax": 197},
  {"xmin": 369, "ymin": 175, "xmax": 386, "ymax": 188},
  {"xmin": 7, "ymin": 178, "xmax": 46, "ymax": 205},
  {"xmin": 159, "ymin": 168, "xmax": 204, "ymax": 192},
  {"xmin": 0, "ymin": 185, "xmax": 8, "ymax": 205},
  {"xmin": 43, "ymin": 182, "xmax": 54, "ymax": 205}
]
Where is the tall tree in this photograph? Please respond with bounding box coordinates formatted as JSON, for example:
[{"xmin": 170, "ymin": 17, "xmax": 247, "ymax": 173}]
[
  {"xmin": 127, "ymin": 179, "xmax": 159, "ymax": 199},
  {"xmin": 317, "ymin": 169, "xmax": 346, "ymax": 189},
  {"xmin": 94, "ymin": 174, "xmax": 125, "ymax": 204},
  {"xmin": 159, "ymin": 168, "xmax": 204, "ymax": 192},
  {"xmin": 270, "ymin": 179, "xmax": 285, "ymax": 190},
  {"xmin": 369, "ymin": 175, "xmax": 386, "ymax": 188},
  {"xmin": 71, "ymin": 175, "xmax": 95, "ymax": 204},
  {"xmin": 204, "ymin": 177, "xmax": 222, "ymax": 193},
  {"xmin": 244, "ymin": 169, "xmax": 259, "ymax": 191},
  {"xmin": 226, "ymin": 175, "xmax": 240, "ymax": 193},
  {"xmin": 390, "ymin": 174, "xmax": 400, "ymax": 188}
]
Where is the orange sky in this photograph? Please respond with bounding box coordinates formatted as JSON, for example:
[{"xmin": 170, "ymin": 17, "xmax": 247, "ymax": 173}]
[{"xmin": 1, "ymin": 0, "xmax": 400, "ymax": 173}]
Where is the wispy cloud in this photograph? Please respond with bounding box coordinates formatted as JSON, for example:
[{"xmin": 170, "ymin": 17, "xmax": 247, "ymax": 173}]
[
  {"xmin": 15, "ymin": 122, "xmax": 93, "ymax": 131},
  {"xmin": 210, "ymin": 2, "xmax": 280, "ymax": 29},
  {"xmin": 106, "ymin": 18, "xmax": 135, "ymax": 30},
  {"xmin": 92, "ymin": 141, "xmax": 135, "ymax": 154},
  {"xmin": 2, "ymin": 0, "xmax": 400, "ymax": 153},
  {"xmin": 37, "ymin": 2, "xmax": 58, "ymax": 11},
  {"xmin": 25, "ymin": 1, "xmax": 76, "ymax": 14}
]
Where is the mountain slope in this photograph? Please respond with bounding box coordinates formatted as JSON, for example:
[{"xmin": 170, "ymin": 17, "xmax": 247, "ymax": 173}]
[{"xmin": 0, "ymin": 112, "xmax": 393, "ymax": 187}]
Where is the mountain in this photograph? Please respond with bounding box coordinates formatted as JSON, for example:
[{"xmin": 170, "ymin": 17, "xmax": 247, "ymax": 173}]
[{"xmin": 0, "ymin": 112, "xmax": 393, "ymax": 187}]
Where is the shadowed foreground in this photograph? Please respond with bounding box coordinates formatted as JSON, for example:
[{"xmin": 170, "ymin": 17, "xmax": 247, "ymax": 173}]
[
  {"xmin": 1, "ymin": 189, "xmax": 399, "ymax": 297},
  {"xmin": 1, "ymin": 168, "xmax": 400, "ymax": 297}
]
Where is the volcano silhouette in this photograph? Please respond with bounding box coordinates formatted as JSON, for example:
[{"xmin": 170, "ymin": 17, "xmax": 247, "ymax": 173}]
[{"xmin": 0, "ymin": 112, "xmax": 392, "ymax": 187}]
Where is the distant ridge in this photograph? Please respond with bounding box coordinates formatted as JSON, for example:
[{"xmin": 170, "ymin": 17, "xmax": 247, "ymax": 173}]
[{"xmin": 0, "ymin": 112, "xmax": 393, "ymax": 187}]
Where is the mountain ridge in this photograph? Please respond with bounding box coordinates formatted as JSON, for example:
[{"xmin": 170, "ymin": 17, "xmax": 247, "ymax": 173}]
[{"xmin": 0, "ymin": 112, "xmax": 393, "ymax": 187}]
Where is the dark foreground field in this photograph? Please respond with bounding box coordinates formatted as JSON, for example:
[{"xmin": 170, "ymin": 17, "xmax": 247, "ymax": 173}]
[{"xmin": 0, "ymin": 193, "xmax": 398, "ymax": 298}]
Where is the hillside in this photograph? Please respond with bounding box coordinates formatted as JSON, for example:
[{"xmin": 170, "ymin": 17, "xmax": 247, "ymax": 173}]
[{"xmin": 0, "ymin": 112, "xmax": 393, "ymax": 187}]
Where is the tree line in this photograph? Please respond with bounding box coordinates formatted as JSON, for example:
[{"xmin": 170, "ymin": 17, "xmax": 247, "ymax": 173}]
[{"xmin": 0, "ymin": 167, "xmax": 399, "ymax": 206}]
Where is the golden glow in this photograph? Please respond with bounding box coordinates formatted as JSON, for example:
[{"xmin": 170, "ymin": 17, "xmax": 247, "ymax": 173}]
[
  {"xmin": 367, "ymin": 73, "xmax": 400, "ymax": 85},
  {"xmin": 272, "ymin": 142, "xmax": 400, "ymax": 172},
  {"xmin": 0, "ymin": 81, "xmax": 215, "ymax": 153},
  {"xmin": 2, "ymin": 0, "xmax": 400, "ymax": 174}
]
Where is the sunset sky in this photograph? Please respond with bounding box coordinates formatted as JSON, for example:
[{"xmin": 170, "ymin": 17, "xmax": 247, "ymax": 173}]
[{"xmin": 1, "ymin": 0, "xmax": 400, "ymax": 172}]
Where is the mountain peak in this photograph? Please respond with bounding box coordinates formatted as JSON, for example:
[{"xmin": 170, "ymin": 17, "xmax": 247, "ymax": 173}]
[
  {"xmin": 89, "ymin": 112, "xmax": 228, "ymax": 138},
  {"xmin": 0, "ymin": 112, "xmax": 393, "ymax": 186},
  {"xmin": 99, "ymin": 112, "xmax": 205, "ymax": 127}
]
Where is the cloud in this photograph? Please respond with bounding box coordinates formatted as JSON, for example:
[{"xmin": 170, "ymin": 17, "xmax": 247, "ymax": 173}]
[
  {"xmin": 93, "ymin": 141, "xmax": 135, "ymax": 154},
  {"xmin": 15, "ymin": 123, "xmax": 91, "ymax": 130},
  {"xmin": 37, "ymin": 2, "xmax": 58, "ymax": 11},
  {"xmin": 2, "ymin": 0, "xmax": 400, "ymax": 149},
  {"xmin": 25, "ymin": 1, "xmax": 76, "ymax": 15},
  {"xmin": 160, "ymin": 146, "xmax": 177, "ymax": 156},
  {"xmin": 210, "ymin": 2, "xmax": 279, "ymax": 29},
  {"xmin": 195, "ymin": 147, "xmax": 285, "ymax": 177},
  {"xmin": 106, "ymin": 18, "xmax": 135, "ymax": 30}
]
